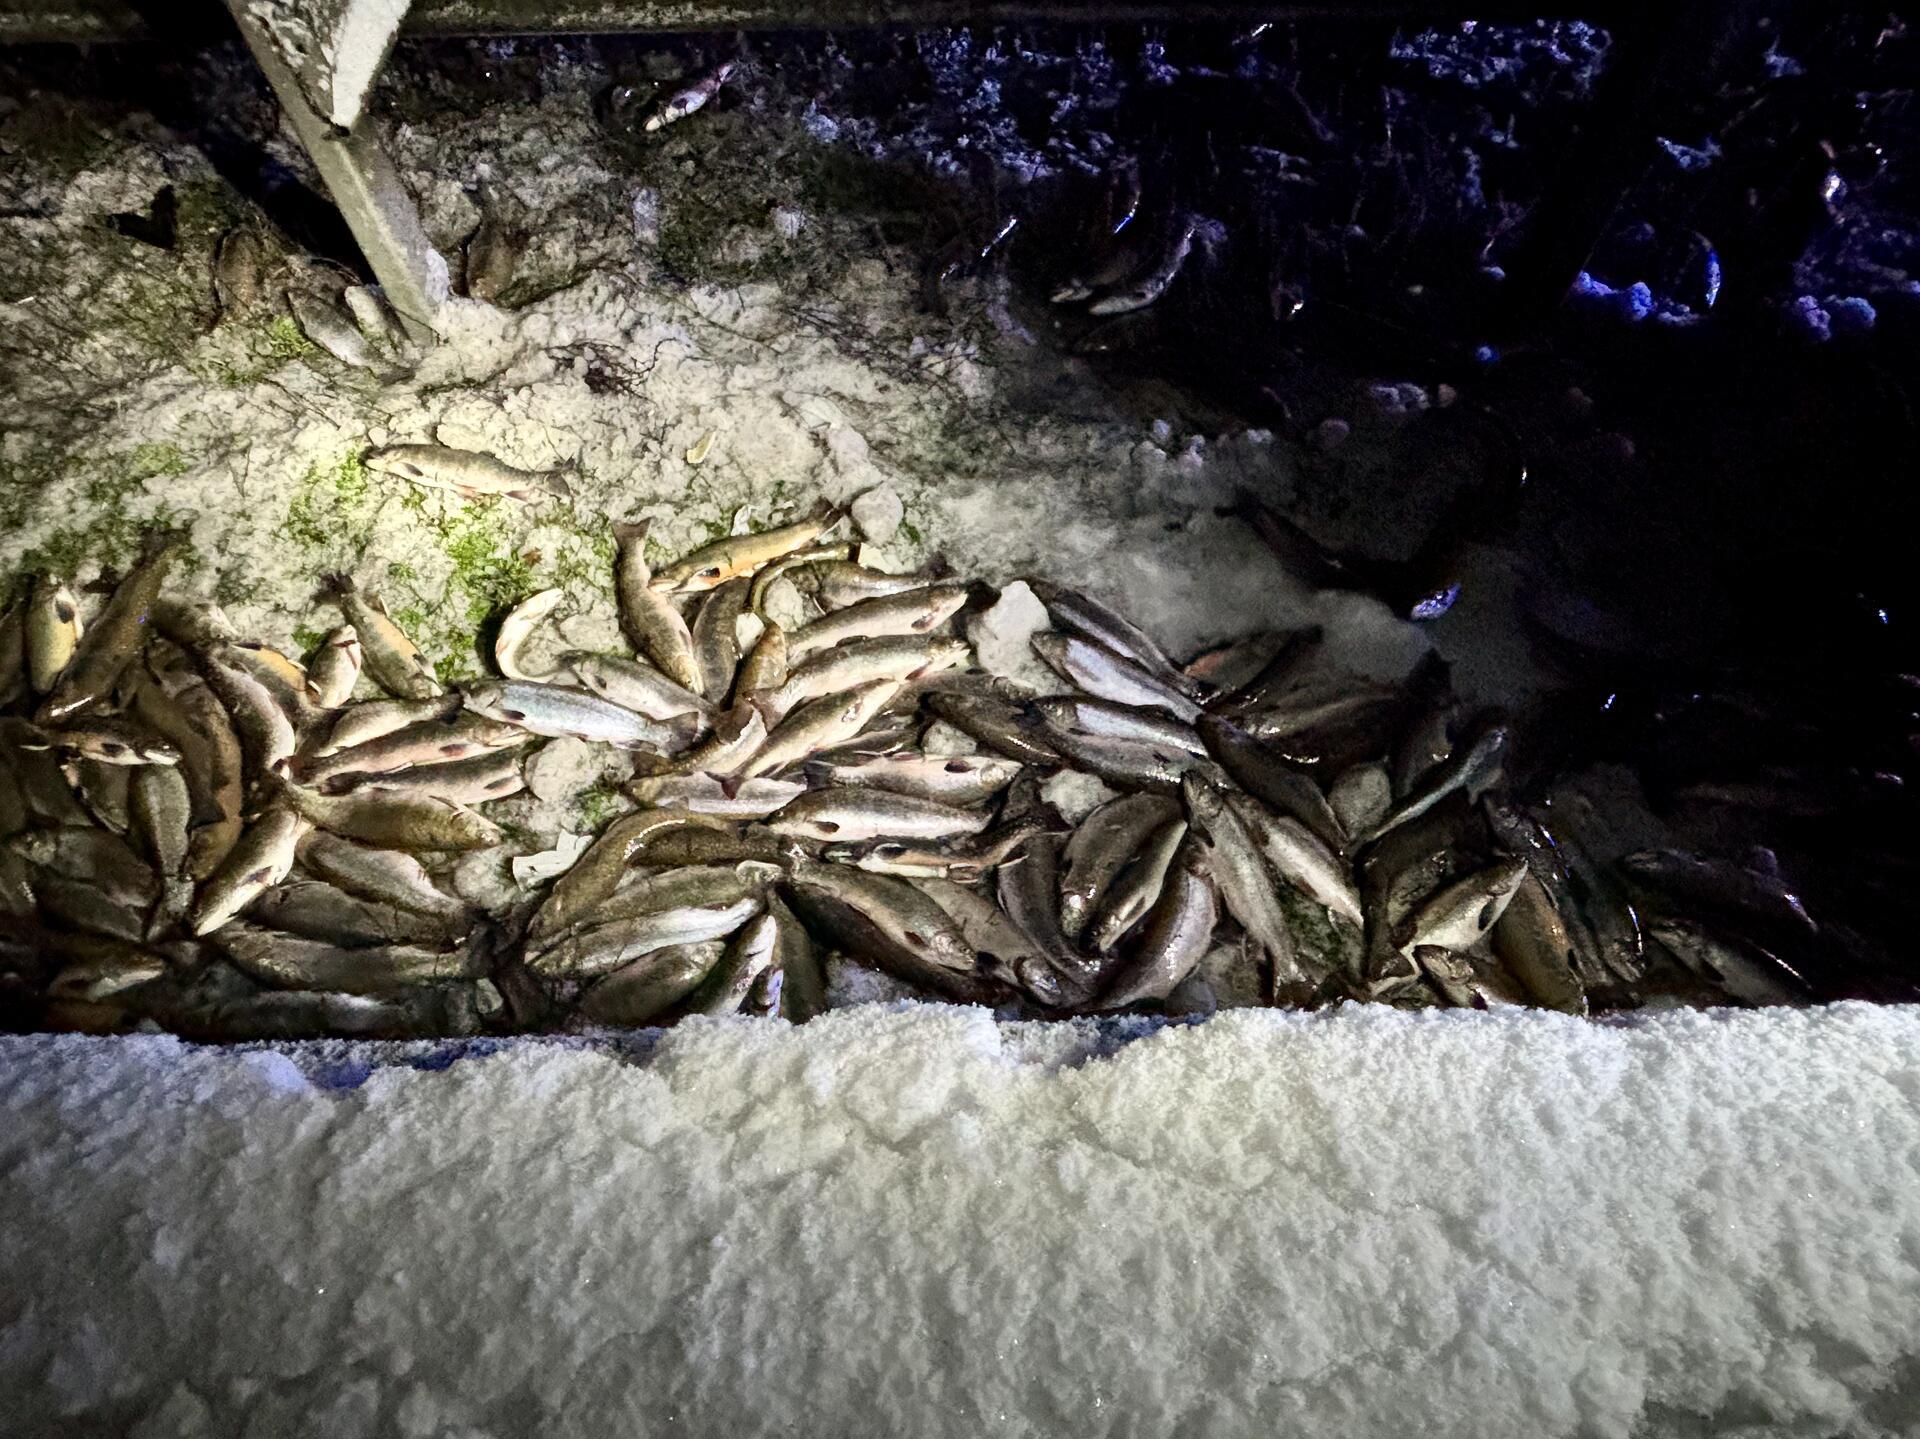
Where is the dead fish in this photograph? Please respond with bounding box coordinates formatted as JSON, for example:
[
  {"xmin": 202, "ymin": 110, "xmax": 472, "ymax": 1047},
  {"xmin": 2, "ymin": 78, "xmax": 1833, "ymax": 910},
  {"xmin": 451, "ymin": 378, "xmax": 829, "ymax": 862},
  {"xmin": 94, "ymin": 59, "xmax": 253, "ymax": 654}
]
[
  {"xmin": 629, "ymin": 825, "xmax": 797, "ymax": 869},
  {"xmin": 1412, "ymin": 946, "xmax": 1481, "ymax": 1008},
  {"xmin": 364, "ymin": 444, "xmax": 573, "ymax": 504},
  {"xmin": 1032, "ymin": 696, "xmax": 1205, "ymax": 755},
  {"xmin": 787, "ymin": 557, "xmax": 949, "ymax": 612},
  {"xmin": 288, "ymin": 291, "xmax": 391, "ymax": 373},
  {"xmin": 767, "ymin": 893, "xmax": 826, "ymax": 1022},
  {"xmin": 1223, "ymin": 792, "xmax": 1363, "ymax": 929},
  {"xmin": 531, "ymin": 891, "xmax": 765, "ymax": 980},
  {"xmin": 1182, "ymin": 777, "xmax": 1304, "ymax": 991},
  {"xmin": 1392, "ymin": 700, "xmax": 1459, "ymax": 799},
  {"xmin": 248, "ymin": 880, "xmax": 469, "ymax": 950},
  {"xmin": 305, "ymin": 625, "xmax": 363, "ymax": 706},
  {"xmin": 730, "ymin": 678, "xmax": 902, "ymax": 783},
  {"xmin": 213, "ymin": 226, "xmax": 270, "ymax": 316},
  {"xmin": 563, "ymin": 652, "xmax": 712, "ymax": 723},
  {"xmin": 462, "ymin": 678, "xmax": 693, "ymax": 751},
  {"xmin": 341, "ymin": 285, "xmax": 416, "ymax": 358},
  {"xmin": 1490, "ymin": 871, "xmax": 1588, "ymax": 1015},
  {"xmin": 1087, "ymin": 815, "xmax": 1189, "ymax": 953},
  {"xmin": 189, "ymin": 806, "xmax": 309, "ymax": 935},
  {"xmin": 26, "ymin": 575, "xmax": 82, "ymax": 695},
  {"xmin": 1059, "ymin": 793, "xmax": 1181, "ymax": 941},
  {"xmin": 914, "ymin": 875, "xmax": 1061, "ymax": 1006},
  {"xmin": 267, "ymin": 775, "xmax": 503, "ymax": 852},
  {"xmin": 557, "ymin": 860, "xmax": 777, "ymax": 938},
  {"xmin": 1647, "ymin": 917, "xmax": 1810, "ymax": 1007},
  {"xmin": 325, "ymin": 747, "xmax": 527, "ymax": 806},
  {"xmin": 731, "ymin": 622, "xmax": 788, "ymax": 701},
  {"xmin": 747, "ymin": 543, "xmax": 854, "ymax": 616},
  {"xmin": 1395, "ymin": 858, "xmax": 1528, "ymax": 955},
  {"xmin": 1365, "ymin": 720, "xmax": 1508, "ymax": 845},
  {"xmin": 682, "ymin": 909, "xmax": 780, "ymax": 1016},
  {"xmin": 612, "ymin": 519, "xmax": 704, "ymax": 692},
  {"xmin": 1087, "ymin": 218, "xmax": 1197, "ymax": 316},
  {"xmin": 579, "ymin": 941, "xmax": 727, "ymax": 1025},
  {"xmin": 765, "ymin": 636, "xmax": 970, "ymax": 717},
  {"xmin": 322, "ymin": 574, "xmax": 441, "ymax": 700},
  {"xmin": 47, "ymin": 947, "xmax": 168, "ymax": 1002},
  {"xmin": 48, "ymin": 716, "xmax": 180, "ymax": 766},
  {"xmin": 464, "ymin": 201, "xmax": 522, "ymax": 305},
  {"xmin": 787, "ymin": 583, "xmax": 972, "ymax": 661},
  {"xmin": 1026, "ymin": 579, "xmax": 1203, "ymax": 701},
  {"xmin": 1619, "ymin": 847, "xmax": 1817, "ymax": 944},
  {"xmin": 129, "ymin": 762, "xmax": 192, "ymax": 879},
  {"xmin": 9, "ymin": 824, "xmax": 157, "ymax": 908},
  {"xmin": 296, "ymin": 830, "xmax": 474, "ymax": 927},
  {"xmin": 135, "ymin": 650, "xmax": 244, "ymax": 877},
  {"xmin": 644, "ymin": 60, "xmax": 737, "ymax": 133},
  {"xmin": 1099, "ymin": 836, "xmax": 1217, "ymax": 1007},
  {"xmin": 764, "ymin": 787, "xmax": 992, "ymax": 843},
  {"xmin": 1036, "ymin": 722, "xmax": 1221, "ymax": 796},
  {"xmin": 147, "ymin": 597, "xmax": 239, "ymax": 651},
  {"xmin": 803, "ymin": 750, "xmax": 1023, "ymax": 806},
  {"xmin": 663, "ymin": 704, "xmax": 765, "ymax": 777},
  {"xmin": 524, "ymin": 807, "xmax": 730, "ymax": 946},
  {"xmin": 690, "ymin": 577, "xmax": 752, "ymax": 700},
  {"xmin": 196, "ymin": 648, "xmax": 297, "ymax": 778},
  {"xmin": 37, "ymin": 536, "xmax": 183, "ymax": 726},
  {"xmin": 1328, "ymin": 762, "xmax": 1393, "ymax": 841},
  {"xmin": 1032, "ymin": 632, "xmax": 1200, "ymax": 722},
  {"xmin": 924, "ymin": 692, "xmax": 1061, "ymax": 767},
  {"xmin": 211, "ymin": 922, "xmax": 479, "ymax": 994},
  {"xmin": 295, "ymin": 710, "xmax": 527, "ymax": 787},
  {"xmin": 492, "ymin": 589, "xmax": 565, "ymax": 684},
  {"xmin": 651, "ymin": 501, "xmax": 842, "ymax": 595},
  {"xmin": 1195, "ymin": 714, "xmax": 1345, "ymax": 852},
  {"xmin": 37, "ymin": 874, "xmax": 148, "ymax": 942},
  {"xmin": 780, "ymin": 860, "xmax": 998, "ymax": 1002},
  {"xmin": 311, "ymin": 693, "xmax": 462, "ymax": 757},
  {"xmin": 62, "ymin": 755, "xmax": 131, "ymax": 834},
  {"xmin": 626, "ymin": 772, "xmax": 806, "ymax": 818}
]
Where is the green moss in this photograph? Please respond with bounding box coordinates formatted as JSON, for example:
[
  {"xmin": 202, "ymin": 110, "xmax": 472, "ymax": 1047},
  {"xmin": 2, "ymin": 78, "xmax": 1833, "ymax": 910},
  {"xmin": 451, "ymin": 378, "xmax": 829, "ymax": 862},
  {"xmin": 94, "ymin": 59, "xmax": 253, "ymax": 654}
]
[
  {"xmin": 281, "ymin": 452, "xmax": 376, "ymax": 556},
  {"xmin": 439, "ymin": 502, "xmax": 536, "ymax": 625},
  {"xmin": 266, "ymin": 315, "xmax": 314, "ymax": 360},
  {"xmin": 575, "ymin": 776, "xmax": 625, "ymax": 831},
  {"xmin": 8, "ymin": 444, "xmax": 201, "ymax": 584},
  {"xmin": 290, "ymin": 623, "xmax": 326, "ymax": 656}
]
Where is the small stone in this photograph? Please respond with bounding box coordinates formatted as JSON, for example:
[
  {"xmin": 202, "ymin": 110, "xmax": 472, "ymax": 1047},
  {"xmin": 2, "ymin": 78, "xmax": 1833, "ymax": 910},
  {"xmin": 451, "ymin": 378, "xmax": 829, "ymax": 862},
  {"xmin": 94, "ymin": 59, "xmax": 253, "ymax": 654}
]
[
  {"xmin": 969, "ymin": 582, "xmax": 1053, "ymax": 691},
  {"xmin": 1329, "ymin": 762, "xmax": 1392, "ymax": 838},
  {"xmin": 1313, "ymin": 418, "xmax": 1351, "ymax": 451},
  {"xmin": 524, "ymin": 737, "xmax": 604, "ymax": 804},
  {"xmin": 1041, "ymin": 771, "xmax": 1116, "ymax": 824},
  {"xmin": 850, "ymin": 485, "xmax": 903, "ymax": 544},
  {"xmin": 921, "ymin": 721, "xmax": 978, "ymax": 757}
]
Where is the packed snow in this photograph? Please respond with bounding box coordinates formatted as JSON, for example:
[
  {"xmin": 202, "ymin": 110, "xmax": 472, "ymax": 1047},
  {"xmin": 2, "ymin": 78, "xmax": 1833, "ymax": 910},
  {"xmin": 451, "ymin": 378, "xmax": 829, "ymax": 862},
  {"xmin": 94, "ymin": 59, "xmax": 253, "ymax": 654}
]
[{"xmin": 4, "ymin": 1003, "xmax": 1920, "ymax": 1437}]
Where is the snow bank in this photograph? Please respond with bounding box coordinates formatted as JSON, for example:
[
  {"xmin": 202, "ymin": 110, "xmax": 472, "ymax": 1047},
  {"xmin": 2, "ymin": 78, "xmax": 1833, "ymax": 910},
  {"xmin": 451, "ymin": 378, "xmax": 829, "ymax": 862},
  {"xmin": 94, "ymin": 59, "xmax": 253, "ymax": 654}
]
[{"xmin": 4, "ymin": 1004, "xmax": 1920, "ymax": 1437}]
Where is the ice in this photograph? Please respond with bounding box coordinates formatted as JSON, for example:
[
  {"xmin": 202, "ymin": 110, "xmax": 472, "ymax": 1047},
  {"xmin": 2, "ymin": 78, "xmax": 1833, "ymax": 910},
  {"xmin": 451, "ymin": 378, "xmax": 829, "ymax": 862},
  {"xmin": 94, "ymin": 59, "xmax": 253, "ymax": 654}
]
[{"xmin": 4, "ymin": 1004, "xmax": 1920, "ymax": 1437}]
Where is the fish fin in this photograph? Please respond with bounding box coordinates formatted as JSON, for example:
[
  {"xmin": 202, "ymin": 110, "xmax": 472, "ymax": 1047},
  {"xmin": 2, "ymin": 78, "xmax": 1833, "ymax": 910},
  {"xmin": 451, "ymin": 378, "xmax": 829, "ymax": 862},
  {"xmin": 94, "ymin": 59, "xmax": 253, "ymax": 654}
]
[
  {"xmin": 539, "ymin": 470, "xmax": 574, "ymax": 502},
  {"xmin": 611, "ymin": 517, "xmax": 652, "ymax": 549},
  {"xmin": 318, "ymin": 572, "xmax": 355, "ymax": 602},
  {"xmin": 713, "ymin": 771, "xmax": 744, "ymax": 800}
]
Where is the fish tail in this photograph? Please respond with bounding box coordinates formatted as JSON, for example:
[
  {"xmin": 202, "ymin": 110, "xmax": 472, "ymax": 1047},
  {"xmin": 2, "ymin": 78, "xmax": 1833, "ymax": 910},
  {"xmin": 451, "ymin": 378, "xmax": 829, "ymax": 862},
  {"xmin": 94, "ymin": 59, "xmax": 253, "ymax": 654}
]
[{"xmin": 610, "ymin": 517, "xmax": 651, "ymax": 548}]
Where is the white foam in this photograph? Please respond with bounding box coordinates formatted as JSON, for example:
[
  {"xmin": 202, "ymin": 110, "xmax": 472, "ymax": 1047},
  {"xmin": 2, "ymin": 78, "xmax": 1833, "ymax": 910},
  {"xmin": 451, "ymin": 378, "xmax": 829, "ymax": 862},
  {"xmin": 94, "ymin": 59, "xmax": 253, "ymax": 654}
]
[{"xmin": 4, "ymin": 1003, "xmax": 1918, "ymax": 1437}]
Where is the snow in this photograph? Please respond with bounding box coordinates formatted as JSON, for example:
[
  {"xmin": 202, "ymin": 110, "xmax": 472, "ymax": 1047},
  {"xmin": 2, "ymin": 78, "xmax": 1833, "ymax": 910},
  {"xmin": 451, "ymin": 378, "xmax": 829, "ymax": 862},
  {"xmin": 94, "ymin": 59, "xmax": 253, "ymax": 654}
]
[{"xmin": 4, "ymin": 1003, "xmax": 1920, "ymax": 1437}]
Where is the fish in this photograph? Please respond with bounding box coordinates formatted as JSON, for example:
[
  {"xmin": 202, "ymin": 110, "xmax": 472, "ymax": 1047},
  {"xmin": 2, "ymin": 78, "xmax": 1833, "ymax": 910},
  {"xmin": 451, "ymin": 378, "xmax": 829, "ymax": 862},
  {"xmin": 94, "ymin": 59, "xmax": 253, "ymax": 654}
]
[
  {"xmin": 744, "ymin": 961, "xmax": 783, "ymax": 1017},
  {"xmin": 1031, "ymin": 697, "xmax": 1205, "ymax": 755},
  {"xmin": 48, "ymin": 716, "xmax": 180, "ymax": 766},
  {"xmin": 747, "ymin": 544, "xmax": 854, "ymax": 616},
  {"xmin": 787, "ymin": 583, "xmax": 972, "ymax": 661},
  {"xmin": 731, "ymin": 622, "xmax": 788, "ymax": 700},
  {"xmin": 363, "ymin": 444, "xmax": 573, "ymax": 504},
  {"xmin": 914, "ymin": 875, "xmax": 1062, "ymax": 1005},
  {"xmin": 213, "ymin": 226, "xmax": 269, "ymax": 316},
  {"xmin": 310, "ymin": 694, "xmax": 463, "ymax": 757},
  {"xmin": 1087, "ymin": 219, "xmax": 1196, "ymax": 316},
  {"xmin": 524, "ymin": 808, "xmax": 729, "ymax": 945},
  {"xmin": 766, "ymin": 894, "xmax": 826, "ymax": 1022},
  {"xmin": 552, "ymin": 861, "xmax": 777, "ymax": 939},
  {"xmin": 1412, "ymin": 946, "xmax": 1480, "ymax": 1008},
  {"xmin": 9, "ymin": 824, "xmax": 158, "ymax": 907},
  {"xmin": 1182, "ymin": 777, "xmax": 1304, "ymax": 990},
  {"xmin": 289, "ymin": 292, "xmax": 387, "ymax": 371},
  {"xmin": 1098, "ymin": 836, "xmax": 1217, "ymax": 1006},
  {"xmin": 1059, "ymin": 793, "xmax": 1182, "ymax": 940},
  {"xmin": 46, "ymin": 945, "xmax": 169, "ymax": 1002},
  {"xmin": 1647, "ymin": 918, "xmax": 1810, "ymax": 1007},
  {"xmin": 1395, "ymin": 859, "xmax": 1528, "ymax": 955},
  {"xmin": 249, "ymin": 880, "xmax": 471, "ymax": 949},
  {"xmin": 1087, "ymin": 816, "xmax": 1189, "ymax": 953},
  {"xmin": 1619, "ymin": 848, "xmax": 1817, "ymax": 945},
  {"xmin": 1391, "ymin": 701, "xmax": 1459, "ymax": 799},
  {"xmin": 690, "ymin": 577, "xmax": 752, "ymax": 700},
  {"xmin": 765, "ymin": 787, "xmax": 992, "ymax": 843},
  {"xmin": 1195, "ymin": 715, "xmax": 1345, "ymax": 852},
  {"xmin": 211, "ymin": 923, "xmax": 480, "ymax": 993},
  {"xmin": 530, "ymin": 891, "xmax": 765, "ymax": 980},
  {"xmin": 644, "ymin": 60, "xmax": 737, "ymax": 133},
  {"xmin": 305, "ymin": 625, "xmax": 363, "ymax": 706},
  {"xmin": 296, "ymin": 831, "xmax": 475, "ymax": 927},
  {"xmin": 763, "ymin": 636, "xmax": 970, "ymax": 718},
  {"xmin": 1490, "ymin": 872, "xmax": 1589, "ymax": 1015},
  {"xmin": 1223, "ymin": 792, "xmax": 1363, "ymax": 929},
  {"xmin": 650, "ymin": 500, "xmax": 842, "ymax": 595},
  {"xmin": 1207, "ymin": 626, "xmax": 1326, "ymax": 713},
  {"xmin": 62, "ymin": 755, "xmax": 131, "ymax": 834},
  {"xmin": 579, "ymin": 941, "xmax": 727, "ymax": 1025},
  {"xmin": 924, "ymin": 693, "xmax": 1061, "ymax": 767},
  {"xmin": 1364, "ymin": 719, "xmax": 1509, "ymax": 845},
  {"xmin": 1032, "ymin": 632, "xmax": 1201, "ymax": 722},
  {"xmin": 267, "ymin": 776, "xmax": 503, "ymax": 852},
  {"xmin": 626, "ymin": 772, "xmax": 806, "ymax": 818},
  {"xmin": 495, "ymin": 591, "xmax": 564, "ymax": 682},
  {"xmin": 1327, "ymin": 762, "xmax": 1393, "ymax": 840},
  {"xmin": 37, "ymin": 536, "xmax": 182, "ymax": 725},
  {"xmin": 787, "ymin": 557, "xmax": 947, "ymax": 611},
  {"xmin": 25, "ymin": 575, "xmax": 82, "ymax": 695},
  {"xmin": 803, "ymin": 750, "xmax": 1023, "ymax": 806},
  {"xmin": 1035, "ymin": 722, "xmax": 1221, "ymax": 795},
  {"xmin": 1357, "ymin": 793, "xmax": 1476, "ymax": 982},
  {"xmin": 730, "ymin": 679, "xmax": 902, "ymax": 783},
  {"xmin": 135, "ymin": 649, "xmax": 244, "ymax": 877},
  {"xmin": 682, "ymin": 910, "xmax": 780, "ymax": 1016},
  {"xmin": 325, "ymin": 747, "xmax": 527, "ymax": 806},
  {"xmin": 341, "ymin": 285, "xmax": 415, "ymax": 358},
  {"xmin": 1026, "ymin": 579, "xmax": 1202, "ymax": 700},
  {"xmin": 189, "ymin": 806, "xmax": 309, "ymax": 934},
  {"xmin": 661, "ymin": 704, "xmax": 766, "ymax": 777},
  {"xmin": 464, "ymin": 202, "xmax": 522, "ymax": 305},
  {"xmin": 1479, "ymin": 795, "xmax": 1609, "ymax": 988},
  {"xmin": 322, "ymin": 574, "xmax": 442, "ymax": 700},
  {"xmin": 297, "ymin": 710, "xmax": 528, "ymax": 786},
  {"xmin": 129, "ymin": 762, "xmax": 193, "ymax": 880},
  {"xmin": 195, "ymin": 648, "xmax": 297, "ymax": 778},
  {"xmin": 629, "ymin": 825, "xmax": 797, "ymax": 869},
  {"xmin": 563, "ymin": 652, "xmax": 712, "ymax": 723},
  {"xmin": 37, "ymin": 874, "xmax": 149, "ymax": 942},
  {"xmin": 611, "ymin": 519, "xmax": 703, "ymax": 692},
  {"xmin": 461, "ymin": 679, "xmax": 695, "ymax": 751},
  {"xmin": 781, "ymin": 861, "xmax": 999, "ymax": 1002}
]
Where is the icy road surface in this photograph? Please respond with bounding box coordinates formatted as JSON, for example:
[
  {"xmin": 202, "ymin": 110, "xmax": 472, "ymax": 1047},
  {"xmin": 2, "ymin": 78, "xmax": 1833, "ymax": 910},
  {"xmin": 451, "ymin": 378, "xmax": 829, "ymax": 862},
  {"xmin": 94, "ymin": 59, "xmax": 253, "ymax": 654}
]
[{"xmin": 4, "ymin": 1004, "xmax": 1919, "ymax": 1438}]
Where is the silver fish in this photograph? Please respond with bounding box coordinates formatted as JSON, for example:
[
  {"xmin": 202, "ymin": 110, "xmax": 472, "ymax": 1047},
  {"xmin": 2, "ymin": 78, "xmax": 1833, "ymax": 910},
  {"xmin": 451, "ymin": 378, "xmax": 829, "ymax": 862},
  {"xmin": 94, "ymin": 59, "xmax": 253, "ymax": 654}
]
[
  {"xmin": 627, "ymin": 772, "xmax": 806, "ymax": 818},
  {"xmin": 787, "ymin": 583, "xmax": 972, "ymax": 661},
  {"xmin": 1032, "ymin": 632, "xmax": 1201, "ymax": 722},
  {"xmin": 305, "ymin": 625, "xmax": 364, "ymax": 706},
  {"xmin": 1182, "ymin": 777, "xmax": 1304, "ymax": 990},
  {"xmin": 190, "ymin": 807, "xmax": 309, "ymax": 934},
  {"xmin": 914, "ymin": 875, "xmax": 1062, "ymax": 1006},
  {"xmin": 296, "ymin": 831, "xmax": 473, "ymax": 926},
  {"xmin": 1224, "ymin": 792, "xmax": 1362, "ymax": 929},
  {"xmin": 311, "ymin": 694, "xmax": 462, "ymax": 757},
  {"xmin": 323, "ymin": 574, "xmax": 441, "ymax": 700},
  {"xmin": 652, "ymin": 500, "xmax": 841, "ymax": 595},
  {"xmin": 765, "ymin": 636, "xmax": 970, "ymax": 717},
  {"xmin": 530, "ymin": 893, "xmax": 764, "ymax": 980},
  {"xmin": 690, "ymin": 577, "xmax": 752, "ymax": 700},
  {"xmin": 731, "ymin": 678, "xmax": 902, "ymax": 783},
  {"xmin": 611, "ymin": 519, "xmax": 703, "ymax": 692},
  {"xmin": 1099, "ymin": 836, "xmax": 1217, "ymax": 1006},
  {"xmin": 579, "ymin": 941, "xmax": 727, "ymax": 1025},
  {"xmin": 1059, "ymin": 793, "xmax": 1181, "ymax": 940},
  {"xmin": 1026, "ymin": 579, "xmax": 1201, "ymax": 699},
  {"xmin": 25, "ymin": 575, "xmax": 82, "ymax": 695},
  {"xmin": 1490, "ymin": 872, "xmax": 1589, "ymax": 1015},
  {"xmin": 212, "ymin": 922, "xmax": 480, "ymax": 993},
  {"xmin": 644, "ymin": 60, "xmax": 737, "ymax": 133},
  {"xmin": 781, "ymin": 861, "xmax": 997, "ymax": 1002},
  {"xmin": 325, "ymin": 747, "xmax": 527, "ymax": 806},
  {"xmin": 461, "ymin": 679, "xmax": 694, "ymax": 751},
  {"xmin": 1087, "ymin": 816, "xmax": 1188, "ymax": 953},
  {"xmin": 1395, "ymin": 859, "xmax": 1528, "ymax": 955},
  {"xmin": 524, "ymin": 808, "xmax": 730, "ymax": 946},
  {"xmin": 1032, "ymin": 696, "xmax": 1205, "ymax": 755},
  {"xmin": 768, "ymin": 894, "xmax": 826, "ymax": 1022},
  {"xmin": 495, "ymin": 591, "xmax": 564, "ymax": 682},
  {"xmin": 764, "ymin": 787, "xmax": 991, "ymax": 843},
  {"xmin": 803, "ymin": 750, "xmax": 1023, "ymax": 806},
  {"xmin": 297, "ymin": 711, "xmax": 528, "ymax": 786},
  {"xmin": 683, "ymin": 910, "xmax": 780, "ymax": 1016},
  {"xmin": 364, "ymin": 444, "xmax": 573, "ymax": 503},
  {"xmin": 563, "ymin": 652, "xmax": 712, "ymax": 722},
  {"xmin": 1365, "ymin": 721, "xmax": 1508, "ymax": 845}
]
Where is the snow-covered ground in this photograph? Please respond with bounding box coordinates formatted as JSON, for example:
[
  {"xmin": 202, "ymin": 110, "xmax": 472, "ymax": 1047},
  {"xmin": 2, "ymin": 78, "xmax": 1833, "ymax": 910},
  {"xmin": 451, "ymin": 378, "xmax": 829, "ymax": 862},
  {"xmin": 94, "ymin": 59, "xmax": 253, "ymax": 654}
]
[{"xmin": 4, "ymin": 1003, "xmax": 1919, "ymax": 1437}]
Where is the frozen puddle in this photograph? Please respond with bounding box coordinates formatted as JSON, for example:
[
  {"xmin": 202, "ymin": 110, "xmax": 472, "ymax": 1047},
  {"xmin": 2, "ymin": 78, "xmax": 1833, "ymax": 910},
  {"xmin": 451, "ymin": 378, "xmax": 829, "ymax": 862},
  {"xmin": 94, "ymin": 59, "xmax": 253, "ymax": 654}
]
[{"xmin": 5, "ymin": 1003, "xmax": 1920, "ymax": 1437}]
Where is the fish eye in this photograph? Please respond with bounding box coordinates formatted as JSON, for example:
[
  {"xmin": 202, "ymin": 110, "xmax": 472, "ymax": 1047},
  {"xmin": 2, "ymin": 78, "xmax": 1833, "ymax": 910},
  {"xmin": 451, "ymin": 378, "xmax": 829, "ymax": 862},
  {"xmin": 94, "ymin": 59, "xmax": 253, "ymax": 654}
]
[
  {"xmin": 816, "ymin": 822, "xmax": 840, "ymax": 834},
  {"xmin": 101, "ymin": 741, "xmax": 126, "ymax": 755},
  {"xmin": 944, "ymin": 761, "xmax": 970, "ymax": 773},
  {"xmin": 504, "ymin": 708, "xmax": 526, "ymax": 722},
  {"xmin": 699, "ymin": 566, "xmax": 723, "ymax": 580},
  {"xmin": 399, "ymin": 464, "xmax": 423, "ymax": 479}
]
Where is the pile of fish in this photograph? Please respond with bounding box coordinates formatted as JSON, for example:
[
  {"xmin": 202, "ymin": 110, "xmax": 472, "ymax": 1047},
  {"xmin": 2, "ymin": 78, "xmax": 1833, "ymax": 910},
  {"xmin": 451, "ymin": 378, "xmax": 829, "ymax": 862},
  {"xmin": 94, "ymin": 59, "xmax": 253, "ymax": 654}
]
[{"xmin": 0, "ymin": 483, "xmax": 1846, "ymax": 1040}]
